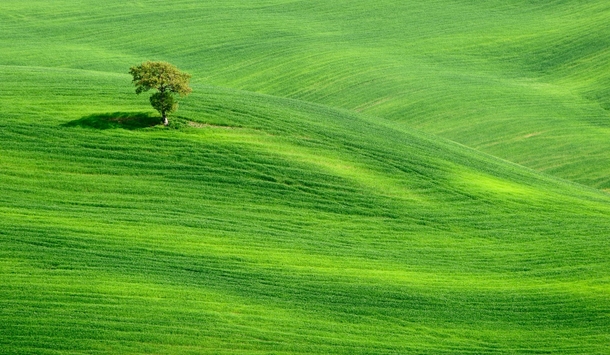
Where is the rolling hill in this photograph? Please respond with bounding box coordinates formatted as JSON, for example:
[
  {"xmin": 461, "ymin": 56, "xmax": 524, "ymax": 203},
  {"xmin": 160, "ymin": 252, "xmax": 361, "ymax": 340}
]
[
  {"xmin": 2, "ymin": 0, "xmax": 609, "ymax": 187},
  {"xmin": 1, "ymin": 1, "xmax": 609, "ymax": 354}
]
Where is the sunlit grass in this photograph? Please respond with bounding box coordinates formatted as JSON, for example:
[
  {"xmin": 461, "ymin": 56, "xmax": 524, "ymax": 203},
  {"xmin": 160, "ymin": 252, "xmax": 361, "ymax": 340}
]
[
  {"xmin": 1, "ymin": 1, "xmax": 610, "ymax": 354},
  {"xmin": 1, "ymin": 66, "xmax": 609, "ymax": 353},
  {"xmin": 2, "ymin": 0, "xmax": 609, "ymax": 187}
]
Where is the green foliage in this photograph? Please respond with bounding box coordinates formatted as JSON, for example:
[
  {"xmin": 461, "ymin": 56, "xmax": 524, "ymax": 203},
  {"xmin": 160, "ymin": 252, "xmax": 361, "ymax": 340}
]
[
  {"xmin": 129, "ymin": 61, "xmax": 192, "ymax": 96},
  {"xmin": 129, "ymin": 61, "xmax": 191, "ymax": 124},
  {"xmin": 149, "ymin": 91, "xmax": 177, "ymax": 118}
]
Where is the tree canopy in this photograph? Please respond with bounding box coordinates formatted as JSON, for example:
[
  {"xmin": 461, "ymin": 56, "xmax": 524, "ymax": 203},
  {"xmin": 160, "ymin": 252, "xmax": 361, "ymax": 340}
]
[{"xmin": 129, "ymin": 61, "xmax": 192, "ymax": 125}]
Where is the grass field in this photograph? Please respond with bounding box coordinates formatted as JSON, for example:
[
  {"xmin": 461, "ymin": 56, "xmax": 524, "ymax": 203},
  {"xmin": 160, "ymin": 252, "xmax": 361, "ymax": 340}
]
[
  {"xmin": 2, "ymin": 0, "xmax": 609, "ymax": 188},
  {"xmin": 1, "ymin": 1, "xmax": 610, "ymax": 354}
]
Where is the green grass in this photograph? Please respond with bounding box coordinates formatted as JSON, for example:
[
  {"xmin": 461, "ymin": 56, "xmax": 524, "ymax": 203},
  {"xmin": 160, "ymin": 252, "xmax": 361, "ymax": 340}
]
[
  {"xmin": 2, "ymin": 0, "xmax": 609, "ymax": 187},
  {"xmin": 1, "ymin": 66, "xmax": 610, "ymax": 354},
  {"xmin": 1, "ymin": 1, "xmax": 610, "ymax": 354}
]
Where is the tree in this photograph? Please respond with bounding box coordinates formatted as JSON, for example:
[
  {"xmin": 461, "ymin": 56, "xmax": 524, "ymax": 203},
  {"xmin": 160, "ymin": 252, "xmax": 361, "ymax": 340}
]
[{"xmin": 129, "ymin": 61, "xmax": 192, "ymax": 126}]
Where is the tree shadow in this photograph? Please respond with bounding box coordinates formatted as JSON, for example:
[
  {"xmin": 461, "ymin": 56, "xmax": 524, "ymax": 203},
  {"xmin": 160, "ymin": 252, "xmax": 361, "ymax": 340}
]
[{"xmin": 63, "ymin": 112, "xmax": 162, "ymax": 130}]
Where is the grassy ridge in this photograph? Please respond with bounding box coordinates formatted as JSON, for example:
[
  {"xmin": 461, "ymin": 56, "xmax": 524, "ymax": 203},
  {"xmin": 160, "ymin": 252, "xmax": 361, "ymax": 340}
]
[
  {"xmin": 2, "ymin": 1, "xmax": 610, "ymax": 353},
  {"xmin": 1, "ymin": 67, "xmax": 610, "ymax": 353},
  {"xmin": 2, "ymin": 0, "xmax": 609, "ymax": 187}
]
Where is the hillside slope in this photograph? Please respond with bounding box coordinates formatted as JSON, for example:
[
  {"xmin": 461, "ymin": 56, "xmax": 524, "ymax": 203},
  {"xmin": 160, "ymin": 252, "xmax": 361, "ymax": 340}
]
[
  {"xmin": 1, "ymin": 0, "xmax": 609, "ymax": 187},
  {"xmin": 1, "ymin": 67, "xmax": 609, "ymax": 354}
]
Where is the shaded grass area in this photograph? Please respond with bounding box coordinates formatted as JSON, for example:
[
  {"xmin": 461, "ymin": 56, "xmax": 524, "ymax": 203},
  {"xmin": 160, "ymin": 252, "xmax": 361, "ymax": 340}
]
[
  {"xmin": 0, "ymin": 68, "xmax": 609, "ymax": 353},
  {"xmin": 63, "ymin": 112, "xmax": 161, "ymax": 129}
]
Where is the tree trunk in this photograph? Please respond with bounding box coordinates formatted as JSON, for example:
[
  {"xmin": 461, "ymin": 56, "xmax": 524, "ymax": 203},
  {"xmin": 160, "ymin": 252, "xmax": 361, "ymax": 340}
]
[{"xmin": 163, "ymin": 115, "xmax": 168, "ymax": 126}]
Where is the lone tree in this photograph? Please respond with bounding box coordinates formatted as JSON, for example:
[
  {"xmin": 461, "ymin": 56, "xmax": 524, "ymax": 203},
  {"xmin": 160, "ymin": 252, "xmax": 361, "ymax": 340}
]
[{"xmin": 129, "ymin": 61, "xmax": 192, "ymax": 126}]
